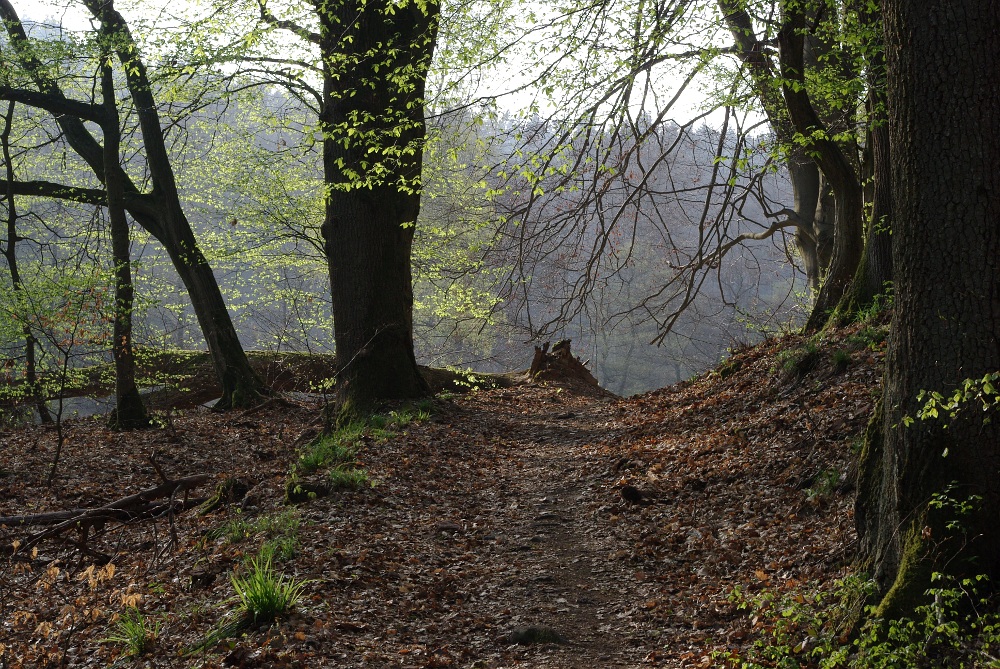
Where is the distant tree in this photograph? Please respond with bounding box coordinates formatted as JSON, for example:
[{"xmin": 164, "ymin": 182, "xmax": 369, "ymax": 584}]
[
  {"xmin": 856, "ymin": 0, "xmax": 1000, "ymax": 616},
  {"xmin": 834, "ymin": 0, "xmax": 892, "ymax": 318},
  {"xmin": 0, "ymin": 0, "xmax": 266, "ymax": 409}
]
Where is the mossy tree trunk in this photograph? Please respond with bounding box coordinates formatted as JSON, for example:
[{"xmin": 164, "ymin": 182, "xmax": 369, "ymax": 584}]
[
  {"xmin": 316, "ymin": 0, "xmax": 436, "ymax": 420},
  {"xmin": 856, "ymin": 0, "xmax": 1000, "ymax": 617}
]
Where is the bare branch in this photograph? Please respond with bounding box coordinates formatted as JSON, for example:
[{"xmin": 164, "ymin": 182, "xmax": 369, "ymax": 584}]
[
  {"xmin": 257, "ymin": 0, "xmax": 320, "ymax": 44},
  {"xmin": 0, "ymin": 86, "xmax": 107, "ymax": 125}
]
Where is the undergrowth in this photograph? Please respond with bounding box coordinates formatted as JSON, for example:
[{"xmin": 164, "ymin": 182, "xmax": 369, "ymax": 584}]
[
  {"xmin": 184, "ymin": 551, "xmax": 307, "ymax": 656},
  {"xmin": 719, "ymin": 572, "xmax": 1000, "ymax": 668},
  {"xmin": 722, "ymin": 487, "xmax": 1000, "ymax": 668}
]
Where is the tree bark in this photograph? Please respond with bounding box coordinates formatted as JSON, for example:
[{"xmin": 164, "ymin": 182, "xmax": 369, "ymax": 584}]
[
  {"xmin": 315, "ymin": 0, "xmax": 437, "ymax": 417},
  {"xmin": 856, "ymin": 0, "xmax": 1000, "ymax": 617},
  {"xmin": 100, "ymin": 39, "xmax": 148, "ymax": 430}
]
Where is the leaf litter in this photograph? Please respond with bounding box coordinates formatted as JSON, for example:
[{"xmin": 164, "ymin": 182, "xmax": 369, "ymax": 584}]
[{"xmin": 0, "ymin": 323, "xmax": 884, "ymax": 667}]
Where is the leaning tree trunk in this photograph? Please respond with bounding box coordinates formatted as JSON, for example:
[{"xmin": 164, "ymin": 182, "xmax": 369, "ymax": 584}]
[
  {"xmin": 718, "ymin": 0, "xmax": 832, "ymax": 292},
  {"xmin": 100, "ymin": 48, "xmax": 148, "ymax": 429},
  {"xmin": 778, "ymin": 2, "xmax": 865, "ymax": 332},
  {"xmin": 856, "ymin": 0, "xmax": 1000, "ymax": 618},
  {"xmin": 86, "ymin": 0, "xmax": 265, "ymax": 410},
  {"xmin": 1, "ymin": 0, "xmax": 266, "ymax": 410},
  {"xmin": 317, "ymin": 0, "xmax": 438, "ymax": 418}
]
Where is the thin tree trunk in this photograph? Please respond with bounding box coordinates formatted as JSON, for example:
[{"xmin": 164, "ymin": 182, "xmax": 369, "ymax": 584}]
[
  {"xmin": 100, "ymin": 41, "xmax": 148, "ymax": 429},
  {"xmin": 777, "ymin": 1, "xmax": 865, "ymax": 331},
  {"xmin": 86, "ymin": 0, "xmax": 266, "ymax": 410},
  {"xmin": 0, "ymin": 0, "xmax": 266, "ymax": 410},
  {"xmin": 0, "ymin": 100, "xmax": 50, "ymax": 423},
  {"xmin": 837, "ymin": 2, "xmax": 892, "ymax": 317},
  {"xmin": 856, "ymin": 0, "xmax": 1000, "ymax": 617},
  {"xmin": 718, "ymin": 0, "xmax": 830, "ymax": 291}
]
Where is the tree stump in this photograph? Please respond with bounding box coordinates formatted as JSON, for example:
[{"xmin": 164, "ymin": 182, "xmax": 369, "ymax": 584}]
[{"xmin": 529, "ymin": 340, "xmax": 602, "ymax": 388}]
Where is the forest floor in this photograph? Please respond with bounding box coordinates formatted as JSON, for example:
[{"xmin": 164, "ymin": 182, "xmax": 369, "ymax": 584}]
[{"xmin": 0, "ymin": 321, "xmax": 886, "ymax": 668}]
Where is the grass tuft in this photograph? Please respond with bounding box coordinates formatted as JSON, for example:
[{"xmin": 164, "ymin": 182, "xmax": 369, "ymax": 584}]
[
  {"xmin": 231, "ymin": 553, "xmax": 307, "ymax": 624},
  {"xmin": 297, "ymin": 426, "xmax": 362, "ymax": 473},
  {"xmin": 102, "ymin": 607, "xmax": 160, "ymax": 656},
  {"xmin": 207, "ymin": 509, "xmax": 300, "ymax": 561},
  {"xmin": 328, "ymin": 466, "xmax": 371, "ymax": 490}
]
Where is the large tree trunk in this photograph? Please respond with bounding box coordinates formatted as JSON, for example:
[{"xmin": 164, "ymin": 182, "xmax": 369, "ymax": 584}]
[
  {"xmin": 856, "ymin": 0, "xmax": 1000, "ymax": 617},
  {"xmin": 316, "ymin": 0, "xmax": 437, "ymax": 417},
  {"xmin": 100, "ymin": 47, "xmax": 148, "ymax": 430}
]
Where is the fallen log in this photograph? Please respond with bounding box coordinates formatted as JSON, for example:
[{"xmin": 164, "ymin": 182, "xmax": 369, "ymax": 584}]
[
  {"xmin": 0, "ymin": 474, "xmax": 210, "ymax": 528},
  {"xmin": 1, "ymin": 474, "xmax": 211, "ymax": 557}
]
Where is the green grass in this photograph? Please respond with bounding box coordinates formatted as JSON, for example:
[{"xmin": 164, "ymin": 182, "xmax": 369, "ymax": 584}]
[
  {"xmin": 297, "ymin": 426, "xmax": 362, "ymax": 473},
  {"xmin": 775, "ymin": 342, "xmax": 820, "ymax": 378},
  {"xmin": 367, "ymin": 407, "xmax": 430, "ymax": 435},
  {"xmin": 853, "ymin": 287, "xmax": 894, "ymax": 324},
  {"xmin": 102, "ymin": 607, "xmax": 160, "ymax": 657},
  {"xmin": 804, "ymin": 469, "xmax": 843, "ymax": 506},
  {"xmin": 831, "ymin": 349, "xmax": 852, "ymax": 373},
  {"xmin": 208, "ymin": 509, "xmax": 300, "ymax": 562},
  {"xmin": 286, "ymin": 405, "xmax": 431, "ymax": 503},
  {"xmin": 847, "ymin": 324, "xmax": 888, "ymax": 351},
  {"xmin": 292, "ymin": 405, "xmax": 431, "ymax": 482},
  {"xmin": 328, "ymin": 466, "xmax": 371, "ymax": 491},
  {"xmin": 231, "ymin": 553, "xmax": 307, "ymax": 624}
]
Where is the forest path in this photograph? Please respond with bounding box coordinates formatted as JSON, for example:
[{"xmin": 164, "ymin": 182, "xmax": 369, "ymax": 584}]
[
  {"xmin": 0, "ymin": 330, "xmax": 871, "ymax": 668},
  {"xmin": 452, "ymin": 386, "xmax": 658, "ymax": 667}
]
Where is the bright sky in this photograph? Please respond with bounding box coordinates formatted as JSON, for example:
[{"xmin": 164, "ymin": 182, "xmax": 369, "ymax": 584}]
[{"xmin": 22, "ymin": 0, "xmax": 751, "ymax": 129}]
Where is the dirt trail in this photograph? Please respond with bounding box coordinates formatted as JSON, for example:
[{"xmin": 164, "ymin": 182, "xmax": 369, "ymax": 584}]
[
  {"xmin": 458, "ymin": 391, "xmax": 657, "ymax": 667},
  {"xmin": 0, "ymin": 328, "xmax": 872, "ymax": 668}
]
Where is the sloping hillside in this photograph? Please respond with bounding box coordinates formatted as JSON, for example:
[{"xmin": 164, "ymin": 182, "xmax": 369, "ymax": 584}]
[{"xmin": 0, "ymin": 322, "xmax": 885, "ymax": 668}]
